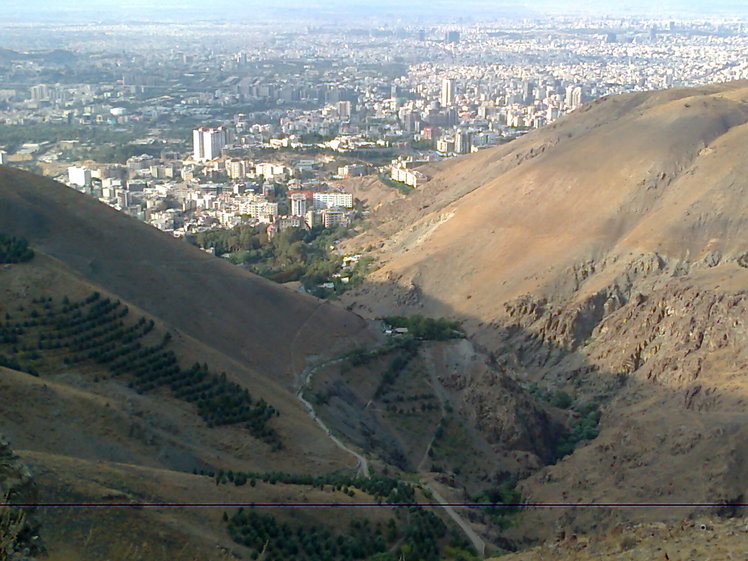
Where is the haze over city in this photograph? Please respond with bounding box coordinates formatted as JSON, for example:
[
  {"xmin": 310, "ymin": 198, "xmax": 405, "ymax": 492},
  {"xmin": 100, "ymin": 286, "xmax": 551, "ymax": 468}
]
[{"xmin": 6, "ymin": 0, "xmax": 748, "ymax": 21}]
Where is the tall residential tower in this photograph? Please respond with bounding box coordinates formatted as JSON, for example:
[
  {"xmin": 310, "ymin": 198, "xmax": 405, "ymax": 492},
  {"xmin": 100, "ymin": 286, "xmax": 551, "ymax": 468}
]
[
  {"xmin": 440, "ymin": 78, "xmax": 456, "ymax": 107},
  {"xmin": 193, "ymin": 126, "xmax": 233, "ymax": 161}
]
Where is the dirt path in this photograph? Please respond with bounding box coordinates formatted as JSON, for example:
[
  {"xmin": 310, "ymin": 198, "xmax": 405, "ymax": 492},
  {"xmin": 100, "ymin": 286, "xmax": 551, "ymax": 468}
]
[
  {"xmin": 295, "ymin": 342, "xmax": 486, "ymax": 557},
  {"xmin": 295, "ymin": 358, "xmax": 370, "ymax": 478},
  {"xmin": 426, "ymin": 484, "xmax": 486, "ymax": 557}
]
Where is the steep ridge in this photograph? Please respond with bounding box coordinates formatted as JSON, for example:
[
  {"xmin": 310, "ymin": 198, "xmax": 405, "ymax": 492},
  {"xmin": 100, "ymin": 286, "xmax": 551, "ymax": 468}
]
[
  {"xmin": 0, "ymin": 166, "xmax": 370, "ymax": 383},
  {"xmin": 345, "ymin": 81, "xmax": 748, "ymax": 323},
  {"xmin": 342, "ymin": 81, "xmax": 748, "ymax": 540}
]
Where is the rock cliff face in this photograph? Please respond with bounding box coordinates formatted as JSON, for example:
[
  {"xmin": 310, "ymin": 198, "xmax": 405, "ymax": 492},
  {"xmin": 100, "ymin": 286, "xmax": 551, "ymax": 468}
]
[
  {"xmin": 481, "ymin": 257, "xmax": 748, "ymax": 539},
  {"xmin": 591, "ymin": 277, "xmax": 748, "ymax": 391},
  {"xmin": 437, "ymin": 354, "xmax": 563, "ymax": 466}
]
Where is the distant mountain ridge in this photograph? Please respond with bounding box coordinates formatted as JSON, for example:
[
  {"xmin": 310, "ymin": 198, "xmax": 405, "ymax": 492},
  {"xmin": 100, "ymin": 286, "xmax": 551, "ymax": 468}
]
[{"xmin": 0, "ymin": 48, "xmax": 77, "ymax": 65}]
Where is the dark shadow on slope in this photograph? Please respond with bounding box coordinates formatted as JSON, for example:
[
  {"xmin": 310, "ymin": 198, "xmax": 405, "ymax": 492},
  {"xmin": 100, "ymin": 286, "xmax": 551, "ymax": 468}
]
[{"xmin": 316, "ymin": 281, "xmax": 748, "ymax": 550}]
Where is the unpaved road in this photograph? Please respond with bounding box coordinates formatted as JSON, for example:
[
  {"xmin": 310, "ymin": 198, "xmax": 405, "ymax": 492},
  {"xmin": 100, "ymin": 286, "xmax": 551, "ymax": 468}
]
[
  {"xmin": 296, "ymin": 346, "xmax": 485, "ymax": 557},
  {"xmin": 296, "ymin": 359, "xmax": 370, "ymax": 478}
]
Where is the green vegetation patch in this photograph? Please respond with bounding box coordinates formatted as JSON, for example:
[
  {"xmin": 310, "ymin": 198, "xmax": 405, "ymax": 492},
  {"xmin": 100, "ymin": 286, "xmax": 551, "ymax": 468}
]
[
  {"xmin": 0, "ymin": 233, "xmax": 34, "ymax": 264},
  {"xmin": 192, "ymin": 224, "xmax": 369, "ymax": 297},
  {"xmin": 551, "ymin": 400, "xmax": 601, "ymax": 461},
  {"xmin": 472, "ymin": 480, "xmax": 524, "ymax": 530},
  {"xmin": 374, "ymin": 337, "xmax": 420, "ymax": 399},
  {"xmin": 528, "ymin": 384, "xmax": 602, "ymax": 462},
  {"xmin": 427, "ymin": 416, "xmax": 477, "ymax": 476},
  {"xmin": 0, "ymin": 293, "xmax": 281, "ymax": 447},
  {"xmin": 200, "ymin": 470, "xmax": 415, "ymax": 504},
  {"xmin": 226, "ymin": 507, "xmax": 447, "ymax": 561},
  {"xmin": 384, "ymin": 315, "xmax": 465, "ymax": 341}
]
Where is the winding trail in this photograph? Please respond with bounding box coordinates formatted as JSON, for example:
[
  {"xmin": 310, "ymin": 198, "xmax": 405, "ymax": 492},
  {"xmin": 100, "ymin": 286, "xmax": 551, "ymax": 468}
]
[
  {"xmin": 294, "ymin": 341, "xmax": 486, "ymax": 557},
  {"xmin": 295, "ymin": 359, "xmax": 370, "ymax": 478},
  {"xmin": 427, "ymin": 484, "xmax": 486, "ymax": 557}
]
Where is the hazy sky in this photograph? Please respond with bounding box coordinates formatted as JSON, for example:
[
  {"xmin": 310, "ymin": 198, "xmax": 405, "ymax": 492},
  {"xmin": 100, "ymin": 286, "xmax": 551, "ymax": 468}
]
[{"xmin": 4, "ymin": 0, "xmax": 748, "ymax": 21}]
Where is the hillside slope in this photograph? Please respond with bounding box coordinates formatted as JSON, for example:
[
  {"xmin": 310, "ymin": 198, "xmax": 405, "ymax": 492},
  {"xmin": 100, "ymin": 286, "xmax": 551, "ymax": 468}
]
[
  {"xmin": 342, "ymin": 81, "xmax": 748, "ymax": 540},
  {"xmin": 345, "ymin": 81, "xmax": 748, "ymax": 322},
  {"xmin": 1, "ymin": 167, "xmax": 548, "ymax": 560},
  {"xmin": 0, "ymin": 166, "xmax": 370, "ymax": 383},
  {"xmin": 0, "ymin": 167, "xmax": 391, "ymax": 559}
]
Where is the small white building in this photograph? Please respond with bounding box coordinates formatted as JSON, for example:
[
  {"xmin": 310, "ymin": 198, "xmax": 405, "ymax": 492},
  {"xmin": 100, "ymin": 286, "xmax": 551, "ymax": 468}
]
[{"xmin": 68, "ymin": 166, "xmax": 92, "ymax": 187}]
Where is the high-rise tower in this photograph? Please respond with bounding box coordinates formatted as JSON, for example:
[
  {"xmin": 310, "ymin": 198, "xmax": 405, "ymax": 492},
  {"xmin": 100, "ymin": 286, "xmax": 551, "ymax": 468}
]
[
  {"xmin": 440, "ymin": 78, "xmax": 456, "ymax": 107},
  {"xmin": 193, "ymin": 126, "xmax": 233, "ymax": 161}
]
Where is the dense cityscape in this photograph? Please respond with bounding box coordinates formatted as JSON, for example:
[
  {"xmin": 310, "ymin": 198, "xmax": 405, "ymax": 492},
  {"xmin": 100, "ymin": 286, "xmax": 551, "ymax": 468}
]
[{"xmin": 1, "ymin": 15, "xmax": 747, "ymax": 251}]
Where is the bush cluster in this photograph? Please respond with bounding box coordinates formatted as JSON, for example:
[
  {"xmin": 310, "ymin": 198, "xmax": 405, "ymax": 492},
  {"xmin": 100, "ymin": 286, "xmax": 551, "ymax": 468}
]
[
  {"xmin": 384, "ymin": 315, "xmax": 465, "ymax": 341},
  {"xmin": 198, "ymin": 470, "xmax": 415, "ymax": 504},
  {"xmin": 225, "ymin": 506, "xmax": 447, "ymax": 561},
  {"xmin": 0, "ymin": 233, "xmax": 34, "ymax": 264}
]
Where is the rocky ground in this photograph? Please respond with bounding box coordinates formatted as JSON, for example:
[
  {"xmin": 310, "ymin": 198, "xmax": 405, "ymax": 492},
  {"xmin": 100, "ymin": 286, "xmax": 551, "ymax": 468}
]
[{"xmin": 497, "ymin": 516, "xmax": 748, "ymax": 560}]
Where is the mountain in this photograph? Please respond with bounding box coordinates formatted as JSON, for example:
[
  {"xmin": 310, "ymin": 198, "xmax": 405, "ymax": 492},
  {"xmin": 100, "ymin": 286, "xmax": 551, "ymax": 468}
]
[
  {"xmin": 0, "ymin": 166, "xmax": 369, "ymax": 381},
  {"xmin": 0, "ymin": 166, "xmax": 387, "ymax": 559},
  {"xmin": 5, "ymin": 80, "xmax": 748, "ymax": 557},
  {"xmin": 342, "ymin": 81, "xmax": 748, "ymax": 540}
]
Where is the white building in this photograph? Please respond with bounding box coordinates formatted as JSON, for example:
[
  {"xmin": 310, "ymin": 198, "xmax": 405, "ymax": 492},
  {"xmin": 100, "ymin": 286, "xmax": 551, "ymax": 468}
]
[
  {"xmin": 454, "ymin": 130, "xmax": 472, "ymax": 154},
  {"xmin": 255, "ymin": 162, "xmax": 288, "ymax": 180},
  {"xmin": 440, "ymin": 78, "xmax": 456, "ymax": 107},
  {"xmin": 338, "ymin": 164, "xmax": 365, "ymax": 178},
  {"xmin": 0, "ymin": 150, "xmax": 6, "ymax": 165},
  {"xmin": 68, "ymin": 166, "xmax": 92, "ymax": 187},
  {"xmin": 321, "ymin": 207, "xmax": 348, "ymax": 228},
  {"xmin": 290, "ymin": 193, "xmax": 309, "ymax": 216},
  {"xmin": 565, "ymin": 86, "xmax": 583, "ymax": 110},
  {"xmin": 390, "ymin": 157, "xmax": 430, "ymax": 188},
  {"xmin": 436, "ymin": 138, "xmax": 455, "ymax": 153},
  {"xmin": 226, "ymin": 159, "xmax": 249, "ymax": 179},
  {"xmin": 338, "ymin": 101, "xmax": 352, "ymax": 119},
  {"xmin": 312, "ymin": 192, "xmax": 353, "ymax": 210},
  {"xmin": 390, "ymin": 165, "xmax": 429, "ymax": 188},
  {"xmin": 193, "ymin": 126, "xmax": 233, "ymax": 161},
  {"xmin": 239, "ymin": 200, "xmax": 278, "ymax": 223}
]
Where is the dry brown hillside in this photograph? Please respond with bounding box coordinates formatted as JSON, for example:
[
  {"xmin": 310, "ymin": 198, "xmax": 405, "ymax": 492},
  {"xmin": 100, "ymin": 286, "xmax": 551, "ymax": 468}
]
[
  {"xmin": 0, "ymin": 165, "xmax": 370, "ymax": 384},
  {"xmin": 345, "ymin": 81, "xmax": 748, "ymax": 322},
  {"xmin": 341, "ymin": 81, "xmax": 748, "ymax": 543}
]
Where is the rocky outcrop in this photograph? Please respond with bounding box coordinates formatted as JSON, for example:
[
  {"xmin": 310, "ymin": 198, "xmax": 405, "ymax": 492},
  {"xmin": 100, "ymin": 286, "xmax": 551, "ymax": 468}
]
[
  {"xmin": 591, "ymin": 282, "xmax": 748, "ymax": 393},
  {"xmin": 447, "ymin": 368, "xmax": 564, "ymax": 466}
]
